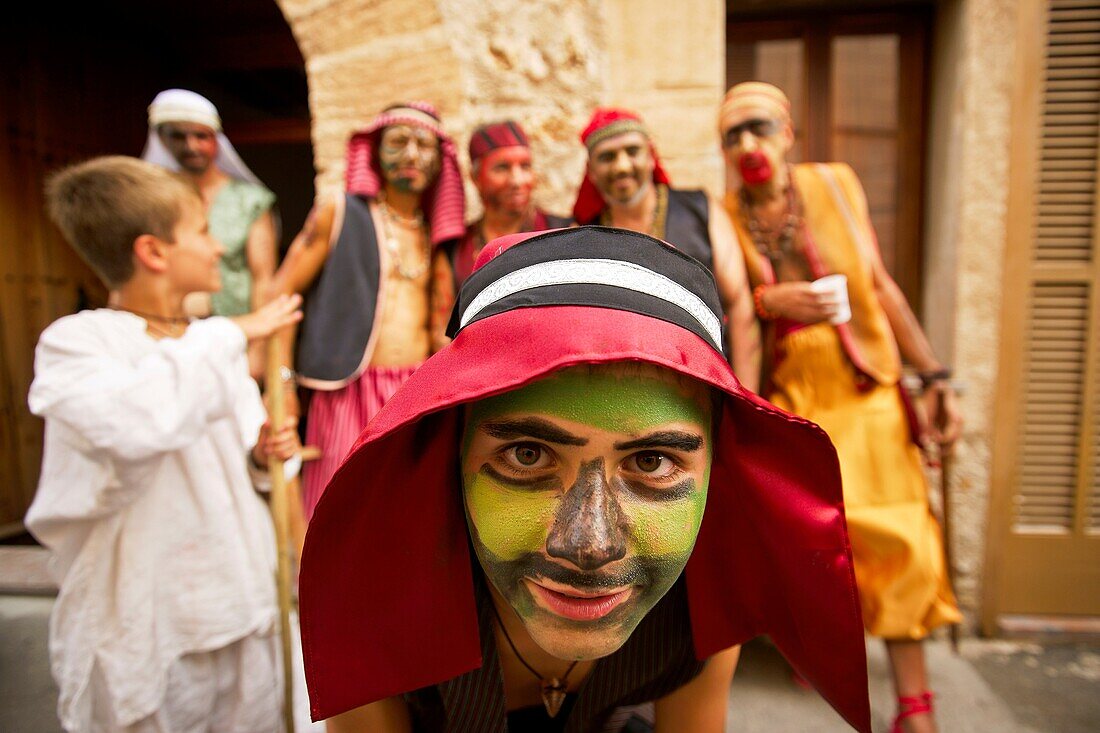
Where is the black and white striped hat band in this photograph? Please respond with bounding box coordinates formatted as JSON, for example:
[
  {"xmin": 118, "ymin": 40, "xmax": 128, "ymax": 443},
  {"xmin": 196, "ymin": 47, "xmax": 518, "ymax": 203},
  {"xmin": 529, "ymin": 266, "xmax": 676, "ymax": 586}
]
[{"xmin": 446, "ymin": 226, "xmax": 726, "ymax": 354}]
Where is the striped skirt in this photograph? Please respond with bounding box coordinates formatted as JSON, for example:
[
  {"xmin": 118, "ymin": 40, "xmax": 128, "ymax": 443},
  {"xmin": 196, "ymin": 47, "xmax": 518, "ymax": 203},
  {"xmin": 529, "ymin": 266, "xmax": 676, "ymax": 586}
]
[{"xmin": 302, "ymin": 363, "xmax": 419, "ymax": 520}]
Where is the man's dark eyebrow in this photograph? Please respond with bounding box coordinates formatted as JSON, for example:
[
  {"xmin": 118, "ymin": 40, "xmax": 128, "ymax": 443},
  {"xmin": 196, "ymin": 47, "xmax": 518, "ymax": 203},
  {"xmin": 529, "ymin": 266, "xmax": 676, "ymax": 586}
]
[
  {"xmin": 480, "ymin": 417, "xmax": 588, "ymax": 446},
  {"xmin": 614, "ymin": 431, "xmax": 703, "ymax": 452}
]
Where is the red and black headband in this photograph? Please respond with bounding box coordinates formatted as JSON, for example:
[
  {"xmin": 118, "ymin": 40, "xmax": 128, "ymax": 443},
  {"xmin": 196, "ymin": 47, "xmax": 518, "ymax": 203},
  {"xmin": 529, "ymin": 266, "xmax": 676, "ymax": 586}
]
[
  {"xmin": 469, "ymin": 120, "xmax": 530, "ymax": 164},
  {"xmin": 446, "ymin": 226, "xmax": 725, "ymax": 354}
]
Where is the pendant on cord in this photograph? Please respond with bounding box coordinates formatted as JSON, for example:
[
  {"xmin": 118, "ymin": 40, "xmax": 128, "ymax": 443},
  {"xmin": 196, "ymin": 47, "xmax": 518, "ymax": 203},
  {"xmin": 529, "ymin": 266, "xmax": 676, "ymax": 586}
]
[{"xmin": 541, "ymin": 677, "xmax": 568, "ymax": 718}]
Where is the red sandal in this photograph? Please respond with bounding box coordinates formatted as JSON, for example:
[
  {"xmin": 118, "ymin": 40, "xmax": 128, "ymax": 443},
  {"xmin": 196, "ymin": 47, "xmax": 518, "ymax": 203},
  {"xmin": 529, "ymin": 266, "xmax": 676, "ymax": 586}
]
[{"xmin": 890, "ymin": 691, "xmax": 934, "ymax": 733}]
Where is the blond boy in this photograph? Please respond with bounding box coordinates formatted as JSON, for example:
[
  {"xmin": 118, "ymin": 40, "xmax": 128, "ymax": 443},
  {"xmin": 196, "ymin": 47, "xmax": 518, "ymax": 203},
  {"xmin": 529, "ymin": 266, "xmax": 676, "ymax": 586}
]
[{"xmin": 27, "ymin": 156, "xmax": 301, "ymax": 732}]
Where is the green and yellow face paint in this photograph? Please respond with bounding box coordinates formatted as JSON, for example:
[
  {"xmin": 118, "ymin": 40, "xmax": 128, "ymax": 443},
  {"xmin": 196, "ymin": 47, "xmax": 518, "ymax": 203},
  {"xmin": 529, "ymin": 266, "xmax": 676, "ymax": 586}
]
[{"xmin": 461, "ymin": 363, "xmax": 713, "ymax": 661}]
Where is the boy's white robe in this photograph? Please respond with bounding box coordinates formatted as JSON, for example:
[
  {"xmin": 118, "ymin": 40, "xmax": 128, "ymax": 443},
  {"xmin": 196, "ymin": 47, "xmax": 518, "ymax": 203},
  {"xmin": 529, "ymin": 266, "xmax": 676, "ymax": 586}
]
[{"xmin": 26, "ymin": 310, "xmax": 280, "ymax": 730}]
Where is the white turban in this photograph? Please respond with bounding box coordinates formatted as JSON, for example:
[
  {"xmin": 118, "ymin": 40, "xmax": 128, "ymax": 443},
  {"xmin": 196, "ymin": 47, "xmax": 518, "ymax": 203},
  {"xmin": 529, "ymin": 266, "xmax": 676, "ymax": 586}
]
[{"xmin": 142, "ymin": 89, "xmax": 265, "ymax": 188}]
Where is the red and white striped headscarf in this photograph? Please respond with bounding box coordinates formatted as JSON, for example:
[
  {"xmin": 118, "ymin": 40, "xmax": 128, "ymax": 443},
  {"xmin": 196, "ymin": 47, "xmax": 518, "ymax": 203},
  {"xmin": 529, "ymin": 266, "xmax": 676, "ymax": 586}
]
[{"xmin": 344, "ymin": 102, "xmax": 466, "ymax": 246}]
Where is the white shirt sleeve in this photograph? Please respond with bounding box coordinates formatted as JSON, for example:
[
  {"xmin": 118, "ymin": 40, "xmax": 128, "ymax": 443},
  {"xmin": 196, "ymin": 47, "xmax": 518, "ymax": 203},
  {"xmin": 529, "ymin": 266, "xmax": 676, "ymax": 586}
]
[{"xmin": 28, "ymin": 316, "xmax": 248, "ymax": 463}]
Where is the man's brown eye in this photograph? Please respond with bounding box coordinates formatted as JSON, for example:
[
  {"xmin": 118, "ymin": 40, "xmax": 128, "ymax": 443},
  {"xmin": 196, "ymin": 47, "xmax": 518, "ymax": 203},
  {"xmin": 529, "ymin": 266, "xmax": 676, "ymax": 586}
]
[
  {"xmin": 514, "ymin": 445, "xmax": 542, "ymax": 466},
  {"xmin": 635, "ymin": 452, "xmax": 663, "ymax": 472}
]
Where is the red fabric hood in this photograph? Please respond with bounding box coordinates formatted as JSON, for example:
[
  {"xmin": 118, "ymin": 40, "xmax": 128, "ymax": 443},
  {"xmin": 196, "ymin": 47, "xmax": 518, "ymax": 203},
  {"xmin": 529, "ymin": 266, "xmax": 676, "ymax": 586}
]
[{"xmin": 299, "ymin": 230, "xmax": 870, "ymax": 732}]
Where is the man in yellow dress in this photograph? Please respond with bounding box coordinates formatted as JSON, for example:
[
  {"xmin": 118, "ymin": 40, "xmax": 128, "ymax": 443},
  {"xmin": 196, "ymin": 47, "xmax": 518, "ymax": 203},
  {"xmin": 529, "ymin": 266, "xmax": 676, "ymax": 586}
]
[{"xmin": 719, "ymin": 81, "xmax": 963, "ymax": 733}]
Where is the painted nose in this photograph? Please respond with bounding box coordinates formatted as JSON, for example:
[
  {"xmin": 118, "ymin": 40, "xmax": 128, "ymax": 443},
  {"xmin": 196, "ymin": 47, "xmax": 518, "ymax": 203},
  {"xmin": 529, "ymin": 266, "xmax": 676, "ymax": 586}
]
[{"xmin": 546, "ymin": 459, "xmax": 628, "ymax": 571}]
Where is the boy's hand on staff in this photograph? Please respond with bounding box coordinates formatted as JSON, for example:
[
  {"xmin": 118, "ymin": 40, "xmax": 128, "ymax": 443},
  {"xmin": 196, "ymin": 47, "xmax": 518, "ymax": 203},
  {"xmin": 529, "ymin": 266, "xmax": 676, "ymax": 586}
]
[
  {"xmin": 232, "ymin": 294, "xmax": 303, "ymax": 342},
  {"xmin": 252, "ymin": 415, "xmax": 301, "ymax": 467}
]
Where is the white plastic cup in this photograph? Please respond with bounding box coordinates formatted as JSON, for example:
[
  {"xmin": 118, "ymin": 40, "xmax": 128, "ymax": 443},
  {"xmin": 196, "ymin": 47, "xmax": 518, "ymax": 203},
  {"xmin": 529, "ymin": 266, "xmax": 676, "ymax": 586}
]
[{"xmin": 809, "ymin": 274, "xmax": 851, "ymax": 325}]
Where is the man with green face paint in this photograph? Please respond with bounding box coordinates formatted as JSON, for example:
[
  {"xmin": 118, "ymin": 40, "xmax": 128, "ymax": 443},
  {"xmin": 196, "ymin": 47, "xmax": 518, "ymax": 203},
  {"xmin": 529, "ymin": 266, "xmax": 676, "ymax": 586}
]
[
  {"xmin": 463, "ymin": 365, "xmax": 712, "ymax": 670},
  {"xmin": 299, "ymin": 227, "xmax": 873, "ymax": 733}
]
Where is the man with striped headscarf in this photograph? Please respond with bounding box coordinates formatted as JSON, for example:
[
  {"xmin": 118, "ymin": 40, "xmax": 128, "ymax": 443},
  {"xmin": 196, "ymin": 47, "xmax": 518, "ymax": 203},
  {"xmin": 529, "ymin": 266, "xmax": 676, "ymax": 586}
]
[{"xmin": 272, "ymin": 102, "xmax": 465, "ymax": 518}]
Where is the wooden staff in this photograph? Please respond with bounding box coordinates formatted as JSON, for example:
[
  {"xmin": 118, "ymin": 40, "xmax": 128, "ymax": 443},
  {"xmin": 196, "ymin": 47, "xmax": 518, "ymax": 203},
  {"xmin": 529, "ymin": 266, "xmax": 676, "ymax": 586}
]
[
  {"xmin": 937, "ymin": 387, "xmax": 960, "ymax": 654},
  {"xmin": 265, "ymin": 336, "xmax": 297, "ymax": 733}
]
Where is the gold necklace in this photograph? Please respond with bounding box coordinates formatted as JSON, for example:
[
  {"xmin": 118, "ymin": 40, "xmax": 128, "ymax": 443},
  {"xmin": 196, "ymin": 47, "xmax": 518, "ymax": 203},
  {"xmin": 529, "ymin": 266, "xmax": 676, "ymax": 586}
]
[
  {"xmin": 600, "ymin": 183, "xmax": 669, "ymax": 238},
  {"xmin": 489, "ymin": 601, "xmax": 578, "ymax": 718},
  {"xmin": 378, "ymin": 199, "xmax": 430, "ymax": 280}
]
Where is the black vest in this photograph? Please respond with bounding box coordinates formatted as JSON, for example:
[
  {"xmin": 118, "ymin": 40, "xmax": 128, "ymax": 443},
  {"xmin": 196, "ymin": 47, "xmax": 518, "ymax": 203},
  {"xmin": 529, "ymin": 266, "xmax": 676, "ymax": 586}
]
[
  {"xmin": 404, "ymin": 576, "xmax": 703, "ymax": 732},
  {"xmin": 662, "ymin": 189, "xmax": 713, "ymax": 273},
  {"xmin": 296, "ymin": 194, "xmax": 381, "ymax": 386}
]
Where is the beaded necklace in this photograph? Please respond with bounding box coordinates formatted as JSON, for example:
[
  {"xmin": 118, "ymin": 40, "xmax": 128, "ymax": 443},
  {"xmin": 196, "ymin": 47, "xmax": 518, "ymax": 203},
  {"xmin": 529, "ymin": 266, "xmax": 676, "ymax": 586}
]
[
  {"xmin": 379, "ymin": 195, "xmax": 430, "ymax": 280},
  {"xmin": 740, "ymin": 181, "xmax": 801, "ymax": 276}
]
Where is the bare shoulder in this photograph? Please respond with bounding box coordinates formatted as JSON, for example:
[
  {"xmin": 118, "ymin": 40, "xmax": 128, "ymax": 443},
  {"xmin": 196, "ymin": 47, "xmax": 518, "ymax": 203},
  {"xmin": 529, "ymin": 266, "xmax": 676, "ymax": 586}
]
[{"xmin": 653, "ymin": 645, "xmax": 740, "ymax": 733}]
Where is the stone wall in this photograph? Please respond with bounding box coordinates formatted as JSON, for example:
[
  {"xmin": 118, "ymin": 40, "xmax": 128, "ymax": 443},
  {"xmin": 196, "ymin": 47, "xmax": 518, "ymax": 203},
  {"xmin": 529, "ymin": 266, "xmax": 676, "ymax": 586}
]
[
  {"xmin": 276, "ymin": 0, "xmax": 725, "ymax": 216},
  {"xmin": 922, "ymin": 0, "xmax": 1018, "ymax": 619}
]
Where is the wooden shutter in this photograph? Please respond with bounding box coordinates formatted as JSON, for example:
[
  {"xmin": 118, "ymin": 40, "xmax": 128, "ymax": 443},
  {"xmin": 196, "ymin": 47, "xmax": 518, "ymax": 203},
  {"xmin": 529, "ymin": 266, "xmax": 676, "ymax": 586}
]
[{"xmin": 986, "ymin": 0, "xmax": 1100, "ymax": 628}]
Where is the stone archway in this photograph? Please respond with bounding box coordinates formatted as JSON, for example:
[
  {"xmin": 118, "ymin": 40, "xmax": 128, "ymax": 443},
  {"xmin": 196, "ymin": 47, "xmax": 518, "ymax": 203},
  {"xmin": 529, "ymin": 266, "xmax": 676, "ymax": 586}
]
[{"xmin": 277, "ymin": 0, "xmax": 725, "ymax": 216}]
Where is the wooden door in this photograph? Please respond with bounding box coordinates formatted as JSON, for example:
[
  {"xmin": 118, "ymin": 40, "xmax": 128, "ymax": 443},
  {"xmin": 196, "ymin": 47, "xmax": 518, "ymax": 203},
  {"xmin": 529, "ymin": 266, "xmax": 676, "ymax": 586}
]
[
  {"xmin": 985, "ymin": 0, "xmax": 1100, "ymax": 630},
  {"xmin": 726, "ymin": 9, "xmax": 930, "ymax": 314},
  {"xmin": 0, "ymin": 29, "xmax": 117, "ymax": 536}
]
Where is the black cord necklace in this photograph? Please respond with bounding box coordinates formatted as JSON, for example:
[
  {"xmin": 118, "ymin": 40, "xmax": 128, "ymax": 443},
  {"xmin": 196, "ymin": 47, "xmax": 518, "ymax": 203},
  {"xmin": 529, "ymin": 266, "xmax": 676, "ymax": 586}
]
[
  {"xmin": 489, "ymin": 600, "xmax": 578, "ymax": 718},
  {"xmin": 111, "ymin": 305, "xmax": 190, "ymax": 325}
]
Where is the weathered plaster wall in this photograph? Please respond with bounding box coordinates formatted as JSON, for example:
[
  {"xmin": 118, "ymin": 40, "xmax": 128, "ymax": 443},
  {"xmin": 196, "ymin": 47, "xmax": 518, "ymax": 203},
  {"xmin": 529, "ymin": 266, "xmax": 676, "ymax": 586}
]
[
  {"xmin": 602, "ymin": 0, "xmax": 727, "ymax": 195},
  {"xmin": 277, "ymin": 0, "xmax": 465, "ymax": 194},
  {"xmin": 922, "ymin": 0, "xmax": 1018, "ymax": 620},
  {"xmin": 276, "ymin": 0, "xmax": 725, "ymax": 216},
  {"xmin": 435, "ymin": 0, "xmax": 605, "ymax": 218}
]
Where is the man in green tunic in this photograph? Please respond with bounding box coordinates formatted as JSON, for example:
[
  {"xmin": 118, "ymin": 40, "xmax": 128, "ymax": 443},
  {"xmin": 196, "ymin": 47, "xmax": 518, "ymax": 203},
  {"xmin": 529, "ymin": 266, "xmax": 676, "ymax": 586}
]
[{"xmin": 143, "ymin": 89, "xmax": 279, "ymax": 375}]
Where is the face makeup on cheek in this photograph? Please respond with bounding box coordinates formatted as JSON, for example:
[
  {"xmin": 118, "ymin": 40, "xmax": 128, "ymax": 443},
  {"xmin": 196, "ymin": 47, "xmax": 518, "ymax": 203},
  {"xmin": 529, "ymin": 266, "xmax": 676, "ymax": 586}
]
[
  {"xmin": 159, "ymin": 123, "xmax": 217, "ymax": 175},
  {"xmin": 379, "ymin": 124, "xmax": 440, "ymax": 193},
  {"xmin": 723, "ymin": 115, "xmax": 788, "ymax": 186},
  {"xmin": 738, "ymin": 151, "xmax": 774, "ymax": 184},
  {"xmin": 461, "ymin": 366, "xmax": 712, "ymax": 661},
  {"xmin": 477, "ymin": 146, "xmax": 534, "ymax": 216}
]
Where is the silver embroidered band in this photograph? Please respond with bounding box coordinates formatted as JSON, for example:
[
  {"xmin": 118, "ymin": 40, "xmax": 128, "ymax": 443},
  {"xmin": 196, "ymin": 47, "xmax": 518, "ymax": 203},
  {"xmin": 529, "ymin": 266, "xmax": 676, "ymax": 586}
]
[{"xmin": 459, "ymin": 258, "xmax": 723, "ymax": 350}]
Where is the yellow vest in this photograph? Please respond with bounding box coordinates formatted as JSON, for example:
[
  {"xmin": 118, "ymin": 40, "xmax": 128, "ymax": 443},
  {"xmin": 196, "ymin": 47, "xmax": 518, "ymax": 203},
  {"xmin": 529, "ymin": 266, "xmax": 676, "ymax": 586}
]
[{"xmin": 725, "ymin": 162, "xmax": 901, "ymax": 386}]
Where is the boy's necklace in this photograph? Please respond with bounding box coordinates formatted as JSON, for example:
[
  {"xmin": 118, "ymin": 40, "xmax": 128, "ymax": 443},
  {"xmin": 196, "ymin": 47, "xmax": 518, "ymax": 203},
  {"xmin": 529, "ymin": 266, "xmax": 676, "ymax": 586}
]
[
  {"xmin": 111, "ymin": 306, "xmax": 189, "ymax": 338},
  {"xmin": 112, "ymin": 305, "xmax": 190, "ymax": 324}
]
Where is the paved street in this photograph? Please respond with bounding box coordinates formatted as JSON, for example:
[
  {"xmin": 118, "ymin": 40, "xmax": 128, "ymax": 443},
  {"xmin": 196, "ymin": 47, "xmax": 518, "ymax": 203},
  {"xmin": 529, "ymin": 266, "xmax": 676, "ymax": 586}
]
[{"xmin": 2, "ymin": 588, "xmax": 1097, "ymax": 732}]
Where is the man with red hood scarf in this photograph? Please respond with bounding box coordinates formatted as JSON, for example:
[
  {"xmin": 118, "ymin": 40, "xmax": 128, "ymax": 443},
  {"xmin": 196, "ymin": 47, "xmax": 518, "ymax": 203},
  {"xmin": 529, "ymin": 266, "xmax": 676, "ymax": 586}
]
[
  {"xmin": 273, "ymin": 102, "xmax": 465, "ymax": 518},
  {"xmin": 573, "ymin": 108, "xmax": 760, "ymax": 392},
  {"xmin": 299, "ymin": 226, "xmax": 871, "ymax": 733},
  {"xmin": 447, "ymin": 120, "xmax": 573, "ymax": 289},
  {"xmin": 719, "ymin": 81, "xmax": 962, "ymax": 733}
]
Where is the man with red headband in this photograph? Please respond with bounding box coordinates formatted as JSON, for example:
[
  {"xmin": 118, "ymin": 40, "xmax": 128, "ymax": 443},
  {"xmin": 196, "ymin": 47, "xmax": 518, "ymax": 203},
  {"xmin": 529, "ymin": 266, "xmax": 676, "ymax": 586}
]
[
  {"xmin": 299, "ymin": 226, "xmax": 871, "ymax": 732},
  {"xmin": 719, "ymin": 81, "xmax": 963, "ymax": 733},
  {"xmin": 573, "ymin": 109, "xmax": 759, "ymax": 391},
  {"xmin": 273, "ymin": 102, "xmax": 465, "ymax": 518},
  {"xmin": 447, "ymin": 121, "xmax": 572, "ymax": 288}
]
